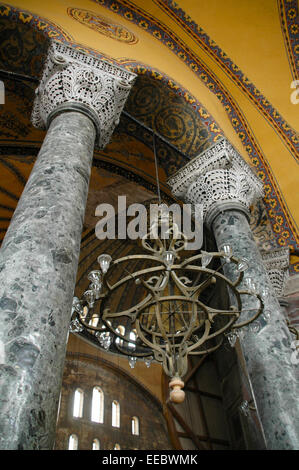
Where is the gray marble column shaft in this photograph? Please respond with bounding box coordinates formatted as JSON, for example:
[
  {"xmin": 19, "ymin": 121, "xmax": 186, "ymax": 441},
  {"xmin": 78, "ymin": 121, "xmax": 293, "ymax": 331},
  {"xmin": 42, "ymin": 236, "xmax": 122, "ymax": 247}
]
[
  {"xmin": 212, "ymin": 209, "xmax": 299, "ymax": 449},
  {"xmin": 0, "ymin": 111, "xmax": 96, "ymax": 449},
  {"xmin": 167, "ymin": 138, "xmax": 299, "ymax": 449}
]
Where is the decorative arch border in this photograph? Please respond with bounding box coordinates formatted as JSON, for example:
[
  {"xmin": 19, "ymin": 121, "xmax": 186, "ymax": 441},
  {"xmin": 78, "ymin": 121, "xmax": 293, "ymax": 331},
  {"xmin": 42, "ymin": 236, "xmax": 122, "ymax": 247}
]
[
  {"xmin": 92, "ymin": 0, "xmax": 298, "ymax": 161},
  {"xmin": 277, "ymin": 0, "xmax": 299, "ymax": 81},
  {"xmin": 0, "ymin": 2, "xmax": 298, "ymax": 272},
  {"xmin": 0, "ymin": 2, "xmax": 73, "ymax": 41},
  {"xmin": 153, "ymin": 0, "xmax": 298, "ymax": 154}
]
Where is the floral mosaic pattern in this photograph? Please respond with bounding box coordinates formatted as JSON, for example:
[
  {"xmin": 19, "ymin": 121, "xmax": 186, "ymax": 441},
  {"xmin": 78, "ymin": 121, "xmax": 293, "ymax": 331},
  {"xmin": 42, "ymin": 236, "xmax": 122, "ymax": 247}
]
[
  {"xmin": 67, "ymin": 7, "xmax": 138, "ymax": 44},
  {"xmin": 277, "ymin": 0, "xmax": 299, "ymax": 80}
]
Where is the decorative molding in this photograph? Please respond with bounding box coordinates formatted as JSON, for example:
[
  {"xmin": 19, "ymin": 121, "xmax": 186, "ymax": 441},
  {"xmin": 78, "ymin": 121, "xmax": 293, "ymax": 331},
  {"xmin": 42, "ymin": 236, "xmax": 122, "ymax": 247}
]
[
  {"xmin": 67, "ymin": 7, "xmax": 138, "ymax": 44},
  {"xmin": 277, "ymin": 0, "xmax": 299, "ymax": 81},
  {"xmin": 0, "ymin": 2, "xmax": 73, "ymax": 42},
  {"xmin": 31, "ymin": 41, "xmax": 136, "ymax": 148},
  {"xmin": 261, "ymin": 247, "xmax": 290, "ymax": 296},
  {"xmin": 167, "ymin": 138, "xmax": 264, "ymax": 226},
  {"xmin": 92, "ymin": 0, "xmax": 298, "ymax": 161},
  {"xmin": 154, "ymin": 0, "xmax": 298, "ymax": 158}
]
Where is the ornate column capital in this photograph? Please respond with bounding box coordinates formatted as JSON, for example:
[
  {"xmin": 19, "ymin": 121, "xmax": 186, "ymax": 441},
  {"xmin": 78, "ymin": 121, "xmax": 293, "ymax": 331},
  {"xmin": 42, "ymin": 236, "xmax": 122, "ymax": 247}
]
[
  {"xmin": 167, "ymin": 138, "xmax": 264, "ymax": 227},
  {"xmin": 261, "ymin": 247, "xmax": 290, "ymax": 297},
  {"xmin": 31, "ymin": 41, "xmax": 136, "ymax": 149}
]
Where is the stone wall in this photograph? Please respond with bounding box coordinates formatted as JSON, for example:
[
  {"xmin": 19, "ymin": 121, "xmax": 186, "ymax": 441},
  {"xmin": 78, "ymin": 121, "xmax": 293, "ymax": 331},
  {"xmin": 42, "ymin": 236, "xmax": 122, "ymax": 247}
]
[{"xmin": 55, "ymin": 353, "xmax": 172, "ymax": 450}]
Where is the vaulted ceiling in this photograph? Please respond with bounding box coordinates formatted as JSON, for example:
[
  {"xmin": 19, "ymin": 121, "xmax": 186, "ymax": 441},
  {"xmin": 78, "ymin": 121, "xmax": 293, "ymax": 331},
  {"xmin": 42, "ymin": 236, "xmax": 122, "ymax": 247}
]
[{"xmin": 0, "ymin": 0, "xmax": 298, "ymax": 279}]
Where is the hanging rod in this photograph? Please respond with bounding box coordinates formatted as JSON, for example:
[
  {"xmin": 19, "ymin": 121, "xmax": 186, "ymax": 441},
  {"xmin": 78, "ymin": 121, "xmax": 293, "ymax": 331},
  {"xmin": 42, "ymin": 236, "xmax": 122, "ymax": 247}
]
[
  {"xmin": 122, "ymin": 110, "xmax": 191, "ymax": 161},
  {"xmin": 0, "ymin": 69, "xmax": 39, "ymax": 83}
]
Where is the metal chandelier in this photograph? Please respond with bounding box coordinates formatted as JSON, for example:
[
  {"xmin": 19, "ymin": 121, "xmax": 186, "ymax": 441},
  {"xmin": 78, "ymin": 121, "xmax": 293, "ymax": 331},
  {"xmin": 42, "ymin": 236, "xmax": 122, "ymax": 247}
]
[{"xmin": 70, "ymin": 209, "xmax": 264, "ymax": 403}]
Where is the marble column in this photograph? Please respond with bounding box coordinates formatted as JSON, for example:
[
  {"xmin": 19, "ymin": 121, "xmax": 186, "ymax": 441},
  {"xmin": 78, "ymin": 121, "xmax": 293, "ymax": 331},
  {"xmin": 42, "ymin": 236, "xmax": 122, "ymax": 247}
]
[
  {"xmin": 0, "ymin": 41, "xmax": 136, "ymax": 449},
  {"xmin": 168, "ymin": 138, "xmax": 299, "ymax": 449}
]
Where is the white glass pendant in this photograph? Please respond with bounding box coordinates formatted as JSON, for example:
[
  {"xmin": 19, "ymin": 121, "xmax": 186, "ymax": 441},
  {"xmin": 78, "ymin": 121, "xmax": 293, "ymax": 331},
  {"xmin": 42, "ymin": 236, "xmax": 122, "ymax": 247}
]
[
  {"xmin": 201, "ymin": 251, "xmax": 213, "ymax": 268},
  {"xmin": 237, "ymin": 258, "xmax": 249, "ymax": 272},
  {"xmin": 222, "ymin": 244, "xmax": 233, "ymax": 262},
  {"xmin": 84, "ymin": 289, "xmax": 95, "ymax": 308},
  {"xmin": 97, "ymin": 254, "xmax": 112, "ymax": 274},
  {"xmin": 226, "ymin": 331, "xmax": 238, "ymax": 347},
  {"xmin": 69, "ymin": 318, "xmax": 84, "ymax": 333},
  {"xmin": 162, "ymin": 251, "xmax": 175, "ymax": 270},
  {"xmin": 144, "ymin": 356, "xmax": 153, "ymax": 368},
  {"xmin": 128, "ymin": 356, "xmax": 137, "ymax": 368}
]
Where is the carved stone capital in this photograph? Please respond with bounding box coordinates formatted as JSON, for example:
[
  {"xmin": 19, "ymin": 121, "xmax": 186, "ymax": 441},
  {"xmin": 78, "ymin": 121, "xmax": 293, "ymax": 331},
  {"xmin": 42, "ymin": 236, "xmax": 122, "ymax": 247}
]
[
  {"xmin": 32, "ymin": 41, "xmax": 136, "ymax": 149},
  {"xmin": 167, "ymin": 138, "xmax": 264, "ymax": 227},
  {"xmin": 261, "ymin": 247, "xmax": 290, "ymax": 296}
]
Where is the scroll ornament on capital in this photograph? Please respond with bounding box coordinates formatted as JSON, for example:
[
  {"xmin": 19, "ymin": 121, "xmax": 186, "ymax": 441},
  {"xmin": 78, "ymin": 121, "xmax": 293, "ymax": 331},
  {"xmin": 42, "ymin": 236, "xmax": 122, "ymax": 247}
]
[
  {"xmin": 31, "ymin": 41, "xmax": 136, "ymax": 149},
  {"xmin": 167, "ymin": 138, "xmax": 264, "ymax": 222}
]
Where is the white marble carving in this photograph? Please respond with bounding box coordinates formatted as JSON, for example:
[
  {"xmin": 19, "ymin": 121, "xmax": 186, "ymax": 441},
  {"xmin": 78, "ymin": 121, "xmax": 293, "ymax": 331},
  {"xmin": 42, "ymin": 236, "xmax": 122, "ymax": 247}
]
[
  {"xmin": 167, "ymin": 137, "xmax": 264, "ymax": 225},
  {"xmin": 261, "ymin": 247, "xmax": 290, "ymax": 296},
  {"xmin": 32, "ymin": 41, "xmax": 136, "ymax": 149}
]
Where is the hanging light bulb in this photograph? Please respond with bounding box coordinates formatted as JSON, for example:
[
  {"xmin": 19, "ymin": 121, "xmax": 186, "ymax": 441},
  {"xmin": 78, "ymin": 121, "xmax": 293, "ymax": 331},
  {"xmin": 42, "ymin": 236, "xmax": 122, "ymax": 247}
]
[
  {"xmin": 88, "ymin": 270, "xmax": 102, "ymax": 283},
  {"xmin": 83, "ymin": 289, "xmax": 95, "ymax": 308},
  {"xmin": 97, "ymin": 254, "xmax": 112, "ymax": 273},
  {"xmin": 201, "ymin": 250, "xmax": 213, "ymax": 268},
  {"xmin": 89, "ymin": 281, "xmax": 102, "ymax": 299},
  {"xmin": 226, "ymin": 331, "xmax": 238, "ymax": 347},
  {"xmin": 128, "ymin": 356, "xmax": 137, "ymax": 368},
  {"xmin": 144, "ymin": 356, "xmax": 153, "ymax": 368},
  {"xmin": 237, "ymin": 258, "xmax": 249, "ymax": 272},
  {"xmin": 162, "ymin": 251, "xmax": 175, "ymax": 270},
  {"xmin": 222, "ymin": 244, "xmax": 233, "ymax": 262},
  {"xmin": 69, "ymin": 318, "xmax": 84, "ymax": 333},
  {"xmin": 72, "ymin": 296, "xmax": 83, "ymax": 314},
  {"xmin": 97, "ymin": 331, "xmax": 112, "ymax": 350}
]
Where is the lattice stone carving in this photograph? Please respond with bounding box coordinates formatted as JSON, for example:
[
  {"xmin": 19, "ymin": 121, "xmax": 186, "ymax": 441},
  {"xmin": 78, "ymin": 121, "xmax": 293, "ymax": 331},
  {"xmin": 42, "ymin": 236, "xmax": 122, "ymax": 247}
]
[
  {"xmin": 32, "ymin": 41, "xmax": 136, "ymax": 149},
  {"xmin": 261, "ymin": 247, "xmax": 290, "ymax": 296},
  {"xmin": 167, "ymin": 137, "xmax": 264, "ymax": 224}
]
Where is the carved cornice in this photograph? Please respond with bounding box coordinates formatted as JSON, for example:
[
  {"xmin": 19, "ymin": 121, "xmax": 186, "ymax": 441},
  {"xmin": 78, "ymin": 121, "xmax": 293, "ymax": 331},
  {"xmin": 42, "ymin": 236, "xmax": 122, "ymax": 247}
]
[
  {"xmin": 167, "ymin": 138, "xmax": 264, "ymax": 226},
  {"xmin": 31, "ymin": 41, "xmax": 136, "ymax": 149},
  {"xmin": 261, "ymin": 247, "xmax": 290, "ymax": 296}
]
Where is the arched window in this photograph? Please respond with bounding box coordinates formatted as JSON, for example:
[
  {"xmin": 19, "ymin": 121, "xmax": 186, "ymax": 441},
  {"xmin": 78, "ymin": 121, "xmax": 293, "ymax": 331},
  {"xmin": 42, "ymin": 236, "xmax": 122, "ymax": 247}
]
[
  {"xmin": 116, "ymin": 325, "xmax": 125, "ymax": 347},
  {"xmin": 91, "ymin": 386, "xmax": 104, "ymax": 423},
  {"xmin": 112, "ymin": 400, "xmax": 120, "ymax": 428},
  {"xmin": 89, "ymin": 314, "xmax": 99, "ymax": 327},
  {"xmin": 128, "ymin": 329, "xmax": 137, "ymax": 350},
  {"xmin": 73, "ymin": 388, "xmax": 84, "ymax": 418},
  {"xmin": 92, "ymin": 438, "xmax": 100, "ymax": 450},
  {"xmin": 114, "ymin": 443, "xmax": 121, "ymax": 450},
  {"xmin": 68, "ymin": 434, "xmax": 78, "ymax": 450},
  {"xmin": 131, "ymin": 416, "xmax": 139, "ymax": 436}
]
